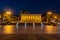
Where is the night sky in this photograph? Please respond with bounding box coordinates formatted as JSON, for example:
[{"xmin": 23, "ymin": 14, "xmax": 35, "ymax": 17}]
[{"xmin": 0, "ymin": 0, "xmax": 60, "ymax": 15}]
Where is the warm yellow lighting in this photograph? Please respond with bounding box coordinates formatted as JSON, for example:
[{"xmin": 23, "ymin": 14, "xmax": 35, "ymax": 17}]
[
  {"xmin": 21, "ymin": 14, "xmax": 41, "ymax": 23},
  {"xmin": 3, "ymin": 25, "xmax": 14, "ymax": 34},
  {"xmin": 54, "ymin": 16, "xmax": 57, "ymax": 19},
  {"xmin": 45, "ymin": 25, "xmax": 57, "ymax": 34},
  {"xmin": 0, "ymin": 15, "xmax": 1, "ymax": 18},
  {"xmin": 6, "ymin": 11, "xmax": 11, "ymax": 14},
  {"xmin": 47, "ymin": 12, "xmax": 52, "ymax": 14},
  {"xmin": 4, "ymin": 11, "xmax": 11, "ymax": 17}
]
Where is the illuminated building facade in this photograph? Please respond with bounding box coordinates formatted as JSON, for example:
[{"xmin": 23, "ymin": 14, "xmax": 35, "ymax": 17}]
[
  {"xmin": 20, "ymin": 14, "xmax": 41, "ymax": 23},
  {"xmin": 0, "ymin": 10, "xmax": 60, "ymax": 24}
]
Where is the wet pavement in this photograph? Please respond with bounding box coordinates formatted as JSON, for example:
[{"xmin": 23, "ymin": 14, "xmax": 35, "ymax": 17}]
[
  {"xmin": 1, "ymin": 34, "xmax": 60, "ymax": 40},
  {"xmin": 0, "ymin": 25, "xmax": 60, "ymax": 40}
]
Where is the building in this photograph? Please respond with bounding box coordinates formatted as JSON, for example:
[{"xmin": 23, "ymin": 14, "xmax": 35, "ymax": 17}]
[
  {"xmin": 3, "ymin": 10, "xmax": 13, "ymax": 22},
  {"xmin": 20, "ymin": 14, "xmax": 41, "ymax": 23},
  {"xmin": 0, "ymin": 11, "xmax": 4, "ymax": 21}
]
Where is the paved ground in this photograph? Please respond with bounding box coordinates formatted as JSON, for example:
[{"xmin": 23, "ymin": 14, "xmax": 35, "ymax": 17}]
[
  {"xmin": 0, "ymin": 25, "xmax": 60, "ymax": 40},
  {"xmin": 1, "ymin": 34, "xmax": 60, "ymax": 40}
]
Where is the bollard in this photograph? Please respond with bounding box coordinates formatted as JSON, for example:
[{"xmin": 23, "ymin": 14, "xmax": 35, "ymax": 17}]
[
  {"xmin": 16, "ymin": 22, "xmax": 19, "ymax": 31},
  {"xmin": 25, "ymin": 23, "xmax": 27, "ymax": 30},
  {"xmin": 33, "ymin": 23, "xmax": 35, "ymax": 30},
  {"xmin": 41, "ymin": 23, "xmax": 44, "ymax": 30}
]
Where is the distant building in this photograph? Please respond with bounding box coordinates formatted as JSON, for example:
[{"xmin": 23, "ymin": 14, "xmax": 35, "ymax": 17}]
[
  {"xmin": 20, "ymin": 14, "xmax": 41, "ymax": 23},
  {"xmin": 42, "ymin": 13, "xmax": 47, "ymax": 22},
  {"xmin": 0, "ymin": 11, "xmax": 4, "ymax": 21}
]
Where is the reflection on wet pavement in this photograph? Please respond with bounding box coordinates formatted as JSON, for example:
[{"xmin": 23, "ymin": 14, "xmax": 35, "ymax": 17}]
[
  {"xmin": 3, "ymin": 25, "xmax": 14, "ymax": 34},
  {"xmin": 0, "ymin": 25, "xmax": 59, "ymax": 34},
  {"xmin": 44, "ymin": 25, "xmax": 57, "ymax": 34}
]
